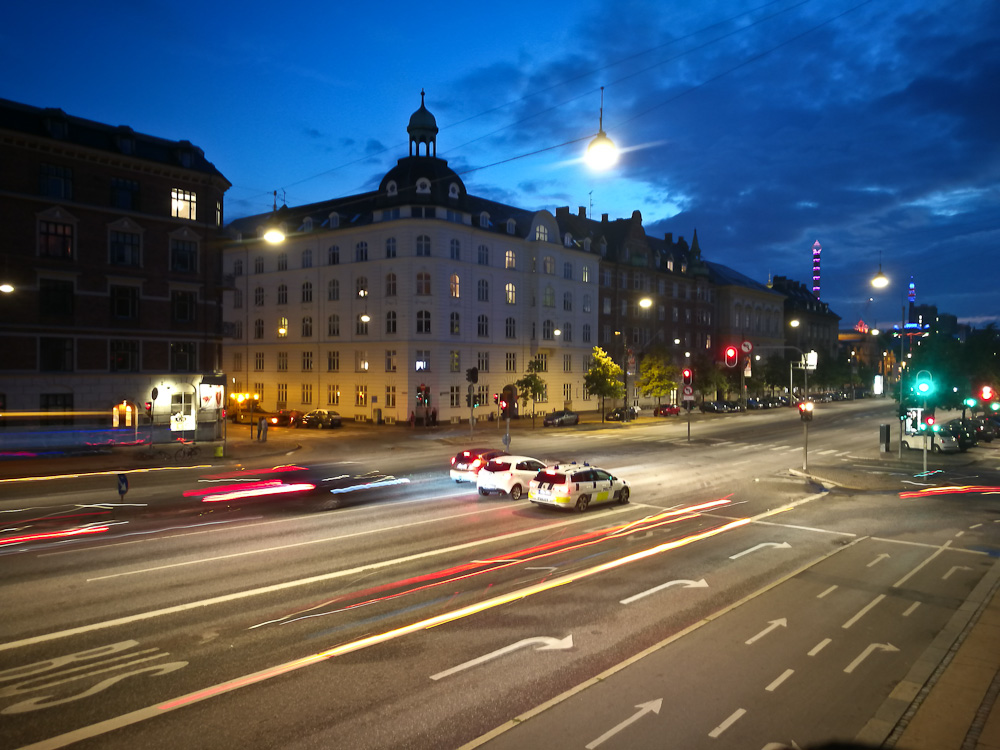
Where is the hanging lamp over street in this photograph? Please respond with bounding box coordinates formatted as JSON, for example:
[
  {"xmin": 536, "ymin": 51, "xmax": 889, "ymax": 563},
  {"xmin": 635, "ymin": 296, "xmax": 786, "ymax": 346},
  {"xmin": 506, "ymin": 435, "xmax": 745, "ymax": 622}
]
[{"xmin": 586, "ymin": 87, "xmax": 618, "ymax": 170}]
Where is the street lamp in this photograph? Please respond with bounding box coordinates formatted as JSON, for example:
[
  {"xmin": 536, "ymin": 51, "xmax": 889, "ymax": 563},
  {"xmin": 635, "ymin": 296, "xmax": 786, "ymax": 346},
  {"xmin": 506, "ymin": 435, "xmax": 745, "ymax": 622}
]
[{"xmin": 586, "ymin": 87, "xmax": 618, "ymax": 170}]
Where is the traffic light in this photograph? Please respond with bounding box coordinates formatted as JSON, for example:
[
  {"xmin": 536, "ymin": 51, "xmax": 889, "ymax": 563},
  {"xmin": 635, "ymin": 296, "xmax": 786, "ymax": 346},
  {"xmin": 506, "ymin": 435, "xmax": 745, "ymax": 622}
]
[
  {"xmin": 964, "ymin": 397, "xmax": 977, "ymax": 409},
  {"xmin": 914, "ymin": 371, "xmax": 934, "ymax": 396},
  {"xmin": 466, "ymin": 367, "xmax": 478, "ymax": 384},
  {"xmin": 493, "ymin": 393, "xmax": 499, "ymax": 405},
  {"xmin": 145, "ymin": 401, "xmax": 152, "ymax": 417},
  {"xmin": 499, "ymin": 398, "xmax": 508, "ymax": 419},
  {"xmin": 982, "ymin": 385, "xmax": 995, "ymax": 402},
  {"xmin": 724, "ymin": 346, "xmax": 738, "ymax": 368},
  {"xmin": 682, "ymin": 368, "xmax": 693, "ymax": 386},
  {"xmin": 465, "ymin": 393, "xmax": 472, "ymax": 407},
  {"xmin": 919, "ymin": 413, "xmax": 938, "ymax": 432},
  {"xmin": 798, "ymin": 401, "xmax": 814, "ymax": 422},
  {"xmin": 422, "ymin": 385, "xmax": 430, "ymax": 407}
]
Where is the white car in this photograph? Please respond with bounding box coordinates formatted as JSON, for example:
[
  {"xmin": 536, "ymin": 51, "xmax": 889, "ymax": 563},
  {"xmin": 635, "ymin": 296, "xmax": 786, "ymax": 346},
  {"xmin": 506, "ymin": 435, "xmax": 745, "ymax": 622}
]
[
  {"xmin": 528, "ymin": 462, "xmax": 630, "ymax": 511},
  {"xmin": 477, "ymin": 455, "xmax": 547, "ymax": 500}
]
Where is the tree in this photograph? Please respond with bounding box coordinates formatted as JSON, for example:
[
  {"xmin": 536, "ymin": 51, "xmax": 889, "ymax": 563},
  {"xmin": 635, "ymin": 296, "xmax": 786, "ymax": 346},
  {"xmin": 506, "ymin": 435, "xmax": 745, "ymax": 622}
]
[
  {"xmin": 637, "ymin": 346, "xmax": 680, "ymax": 404},
  {"xmin": 690, "ymin": 351, "xmax": 727, "ymax": 402},
  {"xmin": 515, "ymin": 357, "xmax": 547, "ymax": 427},
  {"xmin": 584, "ymin": 347, "xmax": 624, "ymax": 422}
]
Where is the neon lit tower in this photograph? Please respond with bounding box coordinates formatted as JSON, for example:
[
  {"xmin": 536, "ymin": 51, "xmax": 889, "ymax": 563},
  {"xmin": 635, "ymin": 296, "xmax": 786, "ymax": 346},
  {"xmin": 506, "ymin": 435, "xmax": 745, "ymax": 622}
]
[{"xmin": 811, "ymin": 241, "xmax": 822, "ymax": 298}]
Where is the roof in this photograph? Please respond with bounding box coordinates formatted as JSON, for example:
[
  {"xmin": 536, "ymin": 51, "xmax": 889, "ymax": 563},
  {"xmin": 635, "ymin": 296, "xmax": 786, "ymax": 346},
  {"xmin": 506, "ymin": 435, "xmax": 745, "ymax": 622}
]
[{"xmin": 705, "ymin": 261, "xmax": 779, "ymax": 295}]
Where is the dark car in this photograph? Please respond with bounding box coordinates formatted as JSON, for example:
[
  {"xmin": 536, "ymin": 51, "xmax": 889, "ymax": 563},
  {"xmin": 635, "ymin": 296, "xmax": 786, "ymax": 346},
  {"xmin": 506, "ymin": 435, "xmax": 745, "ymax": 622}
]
[
  {"xmin": 543, "ymin": 409, "xmax": 579, "ymax": 427},
  {"xmin": 273, "ymin": 409, "xmax": 305, "ymax": 427},
  {"xmin": 699, "ymin": 401, "xmax": 727, "ymax": 413},
  {"xmin": 944, "ymin": 419, "xmax": 977, "ymax": 451},
  {"xmin": 605, "ymin": 406, "xmax": 640, "ymax": 421},
  {"xmin": 653, "ymin": 404, "xmax": 680, "ymax": 416},
  {"xmin": 450, "ymin": 448, "xmax": 508, "ymax": 482},
  {"xmin": 300, "ymin": 409, "xmax": 342, "ymax": 429},
  {"xmin": 232, "ymin": 408, "xmax": 280, "ymax": 425}
]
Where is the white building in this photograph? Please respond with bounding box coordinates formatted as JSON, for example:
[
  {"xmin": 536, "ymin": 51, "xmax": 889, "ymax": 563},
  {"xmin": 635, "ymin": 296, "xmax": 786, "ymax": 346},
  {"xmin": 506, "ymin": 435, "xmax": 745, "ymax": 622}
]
[{"xmin": 222, "ymin": 94, "xmax": 599, "ymax": 423}]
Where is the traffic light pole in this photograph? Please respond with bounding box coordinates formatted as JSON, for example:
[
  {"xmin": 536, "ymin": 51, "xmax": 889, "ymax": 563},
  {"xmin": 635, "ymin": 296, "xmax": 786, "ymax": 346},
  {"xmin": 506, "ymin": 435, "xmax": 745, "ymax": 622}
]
[{"xmin": 803, "ymin": 421, "xmax": 809, "ymax": 472}]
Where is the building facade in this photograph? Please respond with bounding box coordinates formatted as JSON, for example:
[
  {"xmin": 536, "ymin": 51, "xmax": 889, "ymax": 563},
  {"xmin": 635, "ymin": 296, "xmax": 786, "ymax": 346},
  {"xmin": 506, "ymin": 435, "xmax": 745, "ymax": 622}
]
[{"xmin": 0, "ymin": 98, "xmax": 230, "ymax": 433}]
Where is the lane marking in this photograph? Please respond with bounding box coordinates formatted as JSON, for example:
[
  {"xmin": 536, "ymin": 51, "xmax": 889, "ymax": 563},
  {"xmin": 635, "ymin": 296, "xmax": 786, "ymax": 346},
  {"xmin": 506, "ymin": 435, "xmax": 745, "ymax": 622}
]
[
  {"xmin": 893, "ymin": 541, "xmax": 952, "ymax": 588},
  {"xmin": 765, "ymin": 669, "xmax": 794, "ymax": 692},
  {"xmin": 709, "ymin": 708, "xmax": 746, "ymax": 738},
  {"xmin": 903, "ymin": 602, "xmax": 920, "ymax": 617},
  {"xmin": 817, "ymin": 585, "xmax": 837, "ymax": 599},
  {"xmin": 842, "ymin": 594, "xmax": 885, "ymax": 629},
  {"xmin": 808, "ymin": 638, "xmax": 831, "ymax": 656}
]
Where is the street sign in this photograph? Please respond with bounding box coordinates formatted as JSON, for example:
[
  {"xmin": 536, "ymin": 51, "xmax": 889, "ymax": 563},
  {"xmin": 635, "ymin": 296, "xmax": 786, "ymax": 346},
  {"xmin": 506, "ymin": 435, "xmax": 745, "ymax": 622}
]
[
  {"xmin": 117, "ymin": 473, "xmax": 129, "ymax": 498},
  {"xmin": 741, "ymin": 341, "xmax": 753, "ymax": 353},
  {"xmin": 682, "ymin": 385, "xmax": 695, "ymax": 401}
]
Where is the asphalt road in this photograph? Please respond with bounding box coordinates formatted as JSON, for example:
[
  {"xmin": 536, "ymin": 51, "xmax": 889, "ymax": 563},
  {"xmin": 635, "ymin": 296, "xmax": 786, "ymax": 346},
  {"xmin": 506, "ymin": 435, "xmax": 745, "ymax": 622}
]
[{"xmin": 2, "ymin": 400, "xmax": 998, "ymax": 750}]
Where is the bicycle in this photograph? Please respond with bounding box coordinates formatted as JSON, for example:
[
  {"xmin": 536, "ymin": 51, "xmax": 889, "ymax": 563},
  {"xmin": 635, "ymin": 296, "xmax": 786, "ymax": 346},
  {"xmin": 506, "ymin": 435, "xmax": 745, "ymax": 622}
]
[{"xmin": 174, "ymin": 442, "xmax": 200, "ymax": 461}]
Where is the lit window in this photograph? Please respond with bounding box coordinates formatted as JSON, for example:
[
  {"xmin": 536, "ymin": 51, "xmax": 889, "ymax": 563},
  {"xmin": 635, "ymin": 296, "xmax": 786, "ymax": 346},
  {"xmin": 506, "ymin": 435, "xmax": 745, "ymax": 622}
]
[
  {"xmin": 505, "ymin": 250, "xmax": 515, "ymax": 269},
  {"xmin": 171, "ymin": 189, "xmax": 197, "ymax": 220},
  {"xmin": 450, "ymin": 274, "xmax": 460, "ymax": 298},
  {"xmin": 535, "ymin": 225, "xmax": 549, "ymax": 242},
  {"xmin": 505, "ymin": 283, "xmax": 516, "ymax": 305}
]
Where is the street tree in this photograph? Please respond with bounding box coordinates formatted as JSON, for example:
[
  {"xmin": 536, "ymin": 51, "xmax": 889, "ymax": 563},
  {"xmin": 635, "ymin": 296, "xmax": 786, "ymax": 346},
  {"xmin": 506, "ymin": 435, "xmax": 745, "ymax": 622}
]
[
  {"xmin": 515, "ymin": 357, "xmax": 547, "ymax": 427},
  {"xmin": 637, "ymin": 345, "xmax": 680, "ymax": 405},
  {"xmin": 584, "ymin": 347, "xmax": 624, "ymax": 422}
]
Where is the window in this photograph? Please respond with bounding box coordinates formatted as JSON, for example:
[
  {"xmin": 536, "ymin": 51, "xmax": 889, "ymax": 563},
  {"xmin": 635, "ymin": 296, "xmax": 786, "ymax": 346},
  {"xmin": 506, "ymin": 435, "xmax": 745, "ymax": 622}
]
[
  {"xmin": 505, "ymin": 317, "xmax": 516, "ymax": 339},
  {"xmin": 386, "ymin": 310, "xmax": 397, "ymax": 334},
  {"xmin": 233, "ymin": 258, "xmax": 244, "ymax": 277},
  {"xmin": 39, "ymin": 220, "xmax": 74, "ymax": 259},
  {"xmin": 385, "ymin": 385, "xmax": 397, "ymax": 408},
  {"xmin": 477, "ymin": 352, "xmax": 489, "ymax": 371},
  {"xmin": 582, "ymin": 265, "xmax": 590, "ymax": 283},
  {"xmin": 543, "ymin": 320, "xmax": 555, "ymax": 340},
  {"xmin": 301, "ymin": 282, "xmax": 313, "ymax": 303},
  {"xmin": 277, "ymin": 352, "xmax": 288, "ymax": 371},
  {"xmin": 327, "ymin": 351, "xmax": 340, "ymax": 372},
  {"xmin": 356, "ymin": 277, "xmax": 368, "ymax": 297},
  {"xmin": 542, "ymin": 256, "xmax": 555, "ymax": 274},
  {"xmin": 327, "ymin": 314, "xmax": 340, "ymax": 336},
  {"xmin": 277, "ymin": 252, "xmax": 288, "ymax": 271},
  {"xmin": 386, "ymin": 237, "xmax": 397, "ymax": 258},
  {"xmin": 170, "ymin": 341, "xmax": 196, "ymax": 372},
  {"xmin": 417, "ymin": 310, "xmax": 431, "ymax": 334},
  {"xmin": 563, "ymin": 323, "xmax": 572, "ymax": 342},
  {"xmin": 302, "ymin": 351, "xmax": 313, "ymax": 372},
  {"xmin": 450, "ymin": 350, "xmax": 460, "ymax": 372},
  {"xmin": 477, "ymin": 314, "xmax": 489, "ymax": 337},
  {"xmin": 254, "ymin": 255, "xmax": 264, "ymax": 274},
  {"xmin": 110, "ymin": 231, "xmax": 141, "ymax": 266},
  {"xmin": 171, "ymin": 239, "xmax": 197, "ymax": 273},
  {"xmin": 327, "ymin": 383, "xmax": 340, "ymax": 404},
  {"xmin": 356, "ymin": 351, "xmax": 369, "ymax": 372},
  {"xmin": 543, "ymin": 286, "xmax": 555, "ymax": 307},
  {"xmin": 39, "ymin": 279, "xmax": 74, "ymax": 318},
  {"xmin": 450, "ymin": 274, "xmax": 460, "ymax": 298},
  {"xmin": 385, "ymin": 273, "xmax": 397, "ymax": 297},
  {"xmin": 416, "ymin": 272, "xmax": 431, "ymax": 295},
  {"xmin": 171, "ymin": 189, "xmax": 196, "ymax": 220},
  {"xmin": 254, "ymin": 319, "xmax": 264, "ymax": 339},
  {"xmin": 506, "ymin": 352, "xmax": 517, "ymax": 372},
  {"xmin": 450, "ymin": 239, "xmax": 461, "ymax": 260},
  {"xmin": 302, "ymin": 249, "xmax": 312, "ymax": 268},
  {"xmin": 563, "ymin": 262, "xmax": 573, "ymax": 280},
  {"xmin": 583, "ymin": 294, "xmax": 592, "ymax": 313},
  {"xmin": 583, "ymin": 324, "xmax": 592, "ymax": 343},
  {"xmin": 355, "ymin": 241, "xmax": 368, "ymax": 262},
  {"xmin": 277, "ymin": 284, "xmax": 288, "ymax": 305},
  {"xmin": 415, "ymin": 350, "xmax": 429, "ymax": 371},
  {"xmin": 416, "ymin": 178, "xmax": 431, "ymax": 194},
  {"xmin": 110, "ymin": 285, "xmax": 139, "ymax": 320},
  {"xmin": 40, "ymin": 165, "xmax": 72, "ymax": 199},
  {"xmin": 328, "ymin": 279, "xmax": 339, "ymax": 301},
  {"xmin": 278, "ymin": 316, "xmax": 288, "ymax": 336},
  {"xmin": 111, "ymin": 178, "xmax": 138, "ymax": 210},
  {"xmin": 38, "ymin": 337, "xmax": 73, "ymax": 372},
  {"xmin": 477, "ymin": 244, "xmax": 489, "ymax": 265},
  {"xmin": 356, "ymin": 315, "xmax": 369, "ymax": 335},
  {"xmin": 328, "ymin": 245, "xmax": 340, "ymax": 264},
  {"xmin": 385, "ymin": 349, "xmax": 397, "ymax": 372},
  {"xmin": 563, "ymin": 354, "xmax": 573, "ymax": 373},
  {"xmin": 505, "ymin": 283, "xmax": 516, "ymax": 305},
  {"xmin": 171, "ymin": 291, "xmax": 196, "ymax": 323},
  {"xmin": 111, "ymin": 340, "xmax": 139, "ymax": 372},
  {"xmin": 505, "ymin": 249, "xmax": 515, "ymax": 269},
  {"xmin": 563, "ymin": 292, "xmax": 572, "ymax": 311},
  {"xmin": 477, "ymin": 279, "xmax": 489, "ymax": 302},
  {"xmin": 450, "ymin": 312, "xmax": 460, "ymax": 335},
  {"xmin": 535, "ymin": 353, "xmax": 548, "ymax": 372},
  {"xmin": 506, "ymin": 219, "xmax": 516, "ymax": 234},
  {"xmin": 535, "ymin": 226, "xmax": 549, "ymax": 242},
  {"xmin": 417, "ymin": 235, "xmax": 431, "ymax": 256},
  {"xmin": 352, "ymin": 384, "xmax": 369, "ymax": 409},
  {"xmin": 299, "ymin": 383, "xmax": 311, "ymax": 405},
  {"xmin": 449, "ymin": 385, "xmax": 461, "ymax": 408},
  {"xmin": 302, "ymin": 316, "xmax": 313, "ymax": 337}
]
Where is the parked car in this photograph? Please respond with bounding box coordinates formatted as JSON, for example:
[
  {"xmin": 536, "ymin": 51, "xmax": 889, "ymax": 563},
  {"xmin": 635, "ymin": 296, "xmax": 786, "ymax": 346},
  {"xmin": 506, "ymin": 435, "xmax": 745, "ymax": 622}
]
[
  {"xmin": 653, "ymin": 404, "xmax": 680, "ymax": 416},
  {"xmin": 944, "ymin": 419, "xmax": 977, "ymax": 451},
  {"xmin": 232, "ymin": 408, "xmax": 280, "ymax": 425},
  {"xmin": 477, "ymin": 455, "xmax": 547, "ymax": 500},
  {"xmin": 273, "ymin": 409, "xmax": 305, "ymax": 427},
  {"xmin": 969, "ymin": 416, "xmax": 996, "ymax": 442},
  {"xmin": 300, "ymin": 409, "xmax": 342, "ymax": 429},
  {"xmin": 528, "ymin": 462, "xmax": 630, "ymax": 511},
  {"xmin": 543, "ymin": 409, "xmax": 580, "ymax": 427},
  {"xmin": 699, "ymin": 401, "xmax": 727, "ymax": 413},
  {"xmin": 450, "ymin": 448, "xmax": 508, "ymax": 483},
  {"xmin": 901, "ymin": 431, "xmax": 960, "ymax": 454},
  {"xmin": 605, "ymin": 406, "xmax": 640, "ymax": 421}
]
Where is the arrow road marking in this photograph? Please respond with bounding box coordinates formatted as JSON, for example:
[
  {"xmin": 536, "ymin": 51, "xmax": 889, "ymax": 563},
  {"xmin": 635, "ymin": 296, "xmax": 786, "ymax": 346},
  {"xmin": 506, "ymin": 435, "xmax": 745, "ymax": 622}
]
[
  {"xmin": 730, "ymin": 542, "xmax": 790, "ymax": 560},
  {"xmin": 430, "ymin": 635, "xmax": 573, "ymax": 681},
  {"xmin": 620, "ymin": 578, "xmax": 708, "ymax": 605},
  {"xmin": 867, "ymin": 553, "xmax": 890, "ymax": 567},
  {"xmin": 745, "ymin": 618, "xmax": 787, "ymax": 645},
  {"xmin": 586, "ymin": 699, "xmax": 662, "ymax": 749},
  {"xmin": 844, "ymin": 642, "xmax": 899, "ymax": 673},
  {"xmin": 943, "ymin": 565, "xmax": 972, "ymax": 580}
]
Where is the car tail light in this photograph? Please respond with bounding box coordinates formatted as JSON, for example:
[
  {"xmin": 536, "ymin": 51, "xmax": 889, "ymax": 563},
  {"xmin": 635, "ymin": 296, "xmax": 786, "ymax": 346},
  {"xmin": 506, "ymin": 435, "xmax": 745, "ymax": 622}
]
[
  {"xmin": 471, "ymin": 458, "xmax": 483, "ymax": 470},
  {"xmin": 451, "ymin": 456, "xmax": 457, "ymax": 465}
]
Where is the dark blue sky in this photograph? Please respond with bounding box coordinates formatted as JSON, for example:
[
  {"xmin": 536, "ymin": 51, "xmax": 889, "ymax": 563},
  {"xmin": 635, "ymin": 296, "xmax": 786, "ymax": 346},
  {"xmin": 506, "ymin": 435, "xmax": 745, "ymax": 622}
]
[{"xmin": 4, "ymin": 0, "xmax": 997, "ymax": 328}]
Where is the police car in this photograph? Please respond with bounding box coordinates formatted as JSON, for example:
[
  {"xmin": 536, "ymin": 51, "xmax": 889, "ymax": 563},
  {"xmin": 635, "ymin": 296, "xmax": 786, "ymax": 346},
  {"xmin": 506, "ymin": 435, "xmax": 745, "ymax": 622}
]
[{"xmin": 528, "ymin": 462, "xmax": 630, "ymax": 511}]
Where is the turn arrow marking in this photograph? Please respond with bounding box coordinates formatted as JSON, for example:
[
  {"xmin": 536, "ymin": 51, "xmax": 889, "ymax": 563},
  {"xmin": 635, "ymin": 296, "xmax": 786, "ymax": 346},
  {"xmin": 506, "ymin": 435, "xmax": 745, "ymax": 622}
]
[
  {"xmin": 867, "ymin": 553, "xmax": 890, "ymax": 567},
  {"xmin": 620, "ymin": 578, "xmax": 709, "ymax": 605},
  {"xmin": 745, "ymin": 618, "xmax": 788, "ymax": 645},
  {"xmin": 586, "ymin": 699, "xmax": 663, "ymax": 749},
  {"xmin": 730, "ymin": 542, "xmax": 791, "ymax": 560},
  {"xmin": 429, "ymin": 635, "xmax": 573, "ymax": 681},
  {"xmin": 844, "ymin": 642, "xmax": 899, "ymax": 673}
]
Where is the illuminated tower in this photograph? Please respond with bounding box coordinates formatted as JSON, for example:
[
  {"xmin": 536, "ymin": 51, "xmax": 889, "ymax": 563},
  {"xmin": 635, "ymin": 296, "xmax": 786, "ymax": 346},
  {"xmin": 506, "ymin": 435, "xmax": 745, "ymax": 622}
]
[{"xmin": 811, "ymin": 241, "xmax": 822, "ymax": 298}]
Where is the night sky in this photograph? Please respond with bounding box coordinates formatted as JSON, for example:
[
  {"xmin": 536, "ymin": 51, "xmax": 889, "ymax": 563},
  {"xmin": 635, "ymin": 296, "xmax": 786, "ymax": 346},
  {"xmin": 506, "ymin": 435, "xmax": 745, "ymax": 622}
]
[{"xmin": 4, "ymin": 0, "xmax": 997, "ymax": 328}]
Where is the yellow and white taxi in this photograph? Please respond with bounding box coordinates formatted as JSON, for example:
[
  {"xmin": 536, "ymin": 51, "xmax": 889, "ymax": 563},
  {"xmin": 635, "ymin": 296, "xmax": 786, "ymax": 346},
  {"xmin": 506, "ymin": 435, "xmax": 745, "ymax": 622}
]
[{"xmin": 528, "ymin": 462, "xmax": 630, "ymax": 511}]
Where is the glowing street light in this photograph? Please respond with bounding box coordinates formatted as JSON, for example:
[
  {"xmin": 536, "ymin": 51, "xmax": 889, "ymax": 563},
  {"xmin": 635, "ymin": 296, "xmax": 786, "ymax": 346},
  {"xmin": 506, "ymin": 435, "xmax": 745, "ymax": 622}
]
[{"xmin": 586, "ymin": 87, "xmax": 618, "ymax": 170}]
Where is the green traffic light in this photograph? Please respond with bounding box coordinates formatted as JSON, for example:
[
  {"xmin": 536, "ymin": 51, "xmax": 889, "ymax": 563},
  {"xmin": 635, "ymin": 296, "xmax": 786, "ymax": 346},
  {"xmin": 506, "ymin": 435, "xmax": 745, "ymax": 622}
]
[{"xmin": 964, "ymin": 398, "xmax": 977, "ymax": 408}]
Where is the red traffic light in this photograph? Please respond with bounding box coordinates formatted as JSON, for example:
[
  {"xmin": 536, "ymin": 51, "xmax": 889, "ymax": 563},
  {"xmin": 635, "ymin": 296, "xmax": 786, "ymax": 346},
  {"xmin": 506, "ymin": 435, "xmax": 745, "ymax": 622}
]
[
  {"xmin": 983, "ymin": 385, "xmax": 995, "ymax": 401},
  {"xmin": 682, "ymin": 368, "xmax": 693, "ymax": 385},
  {"xmin": 724, "ymin": 346, "xmax": 738, "ymax": 368}
]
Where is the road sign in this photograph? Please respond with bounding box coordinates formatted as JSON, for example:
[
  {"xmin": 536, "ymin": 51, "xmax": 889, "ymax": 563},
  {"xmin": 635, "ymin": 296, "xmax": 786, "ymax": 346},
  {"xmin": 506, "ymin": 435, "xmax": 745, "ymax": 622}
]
[
  {"xmin": 741, "ymin": 341, "xmax": 753, "ymax": 353},
  {"xmin": 117, "ymin": 473, "xmax": 129, "ymax": 498},
  {"xmin": 682, "ymin": 385, "xmax": 694, "ymax": 401}
]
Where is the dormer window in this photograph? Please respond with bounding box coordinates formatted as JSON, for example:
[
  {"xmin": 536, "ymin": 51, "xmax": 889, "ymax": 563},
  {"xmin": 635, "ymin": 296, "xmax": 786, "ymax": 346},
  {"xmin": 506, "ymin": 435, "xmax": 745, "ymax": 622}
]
[
  {"xmin": 506, "ymin": 218, "xmax": 516, "ymax": 235},
  {"xmin": 300, "ymin": 217, "xmax": 314, "ymax": 232},
  {"xmin": 534, "ymin": 225, "xmax": 549, "ymax": 242},
  {"xmin": 386, "ymin": 181, "xmax": 398, "ymax": 197},
  {"xmin": 564, "ymin": 232, "xmax": 573, "ymax": 247},
  {"xmin": 666, "ymin": 255, "xmax": 674, "ymax": 272},
  {"xmin": 448, "ymin": 183, "xmax": 460, "ymax": 199},
  {"xmin": 480, "ymin": 211, "xmax": 491, "ymax": 228},
  {"xmin": 416, "ymin": 178, "xmax": 431, "ymax": 194},
  {"xmin": 600, "ymin": 239, "xmax": 607, "ymax": 257},
  {"xmin": 328, "ymin": 212, "xmax": 340, "ymax": 229}
]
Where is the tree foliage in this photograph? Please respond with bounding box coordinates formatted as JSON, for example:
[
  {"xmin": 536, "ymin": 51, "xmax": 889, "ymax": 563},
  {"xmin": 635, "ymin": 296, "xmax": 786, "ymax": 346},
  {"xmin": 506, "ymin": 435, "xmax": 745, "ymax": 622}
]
[
  {"xmin": 515, "ymin": 357, "xmax": 547, "ymax": 426},
  {"xmin": 584, "ymin": 347, "xmax": 624, "ymax": 420},
  {"xmin": 637, "ymin": 345, "xmax": 680, "ymax": 403}
]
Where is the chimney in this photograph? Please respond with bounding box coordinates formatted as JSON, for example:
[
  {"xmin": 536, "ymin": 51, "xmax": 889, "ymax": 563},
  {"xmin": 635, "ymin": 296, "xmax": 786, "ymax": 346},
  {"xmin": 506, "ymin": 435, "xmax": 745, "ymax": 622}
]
[
  {"xmin": 556, "ymin": 206, "xmax": 568, "ymax": 218},
  {"xmin": 601, "ymin": 213, "xmax": 609, "ymax": 223},
  {"xmin": 578, "ymin": 206, "xmax": 586, "ymax": 219},
  {"xmin": 665, "ymin": 233, "xmax": 673, "ymax": 245}
]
